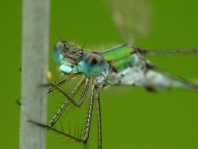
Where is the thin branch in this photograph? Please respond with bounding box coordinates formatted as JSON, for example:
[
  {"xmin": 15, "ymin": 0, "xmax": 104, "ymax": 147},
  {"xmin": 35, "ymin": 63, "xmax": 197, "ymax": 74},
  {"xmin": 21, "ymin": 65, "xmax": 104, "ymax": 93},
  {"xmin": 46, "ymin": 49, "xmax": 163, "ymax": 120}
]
[{"xmin": 20, "ymin": 0, "xmax": 50, "ymax": 149}]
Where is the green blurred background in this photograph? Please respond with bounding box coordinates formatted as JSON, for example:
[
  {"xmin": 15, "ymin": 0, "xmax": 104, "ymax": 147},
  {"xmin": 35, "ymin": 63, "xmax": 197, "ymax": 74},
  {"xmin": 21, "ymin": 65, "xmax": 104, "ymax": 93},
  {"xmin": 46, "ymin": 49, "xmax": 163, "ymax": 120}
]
[{"xmin": 1, "ymin": 0, "xmax": 198, "ymax": 148}]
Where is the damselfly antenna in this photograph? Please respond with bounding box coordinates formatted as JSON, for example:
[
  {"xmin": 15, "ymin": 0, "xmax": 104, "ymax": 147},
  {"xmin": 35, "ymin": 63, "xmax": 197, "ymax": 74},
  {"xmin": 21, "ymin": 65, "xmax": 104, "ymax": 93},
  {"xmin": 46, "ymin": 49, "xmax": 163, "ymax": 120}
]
[{"xmin": 52, "ymin": 26, "xmax": 67, "ymax": 49}]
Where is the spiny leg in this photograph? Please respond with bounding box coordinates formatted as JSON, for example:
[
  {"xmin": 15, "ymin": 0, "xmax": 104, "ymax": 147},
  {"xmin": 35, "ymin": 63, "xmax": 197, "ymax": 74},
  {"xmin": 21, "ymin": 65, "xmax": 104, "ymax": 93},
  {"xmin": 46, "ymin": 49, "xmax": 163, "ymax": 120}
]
[
  {"xmin": 45, "ymin": 76, "xmax": 90, "ymax": 107},
  {"xmin": 82, "ymin": 85, "xmax": 102, "ymax": 149},
  {"xmin": 48, "ymin": 77, "xmax": 67, "ymax": 93},
  {"xmin": 29, "ymin": 82, "xmax": 97, "ymax": 147},
  {"xmin": 48, "ymin": 75, "xmax": 89, "ymax": 127},
  {"xmin": 95, "ymin": 88, "xmax": 102, "ymax": 149},
  {"xmin": 48, "ymin": 73, "xmax": 80, "ymax": 93}
]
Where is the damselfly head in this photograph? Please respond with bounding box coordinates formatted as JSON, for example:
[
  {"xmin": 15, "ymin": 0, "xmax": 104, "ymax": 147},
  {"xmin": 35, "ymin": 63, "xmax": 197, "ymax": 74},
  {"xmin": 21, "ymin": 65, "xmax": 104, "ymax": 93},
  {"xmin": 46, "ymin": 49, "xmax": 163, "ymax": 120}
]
[
  {"xmin": 53, "ymin": 40, "xmax": 105, "ymax": 77},
  {"xmin": 53, "ymin": 41, "xmax": 83, "ymax": 65}
]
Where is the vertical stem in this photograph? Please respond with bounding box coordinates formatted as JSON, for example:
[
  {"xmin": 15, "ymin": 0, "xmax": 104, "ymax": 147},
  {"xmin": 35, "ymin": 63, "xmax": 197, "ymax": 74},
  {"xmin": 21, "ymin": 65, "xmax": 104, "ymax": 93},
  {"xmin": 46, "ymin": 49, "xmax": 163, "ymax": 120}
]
[{"xmin": 20, "ymin": 0, "xmax": 50, "ymax": 149}]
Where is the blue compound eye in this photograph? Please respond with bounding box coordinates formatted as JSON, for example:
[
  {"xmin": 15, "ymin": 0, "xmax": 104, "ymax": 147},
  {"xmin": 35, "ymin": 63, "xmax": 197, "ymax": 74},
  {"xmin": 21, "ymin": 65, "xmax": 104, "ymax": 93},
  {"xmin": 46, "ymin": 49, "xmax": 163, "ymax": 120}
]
[
  {"xmin": 53, "ymin": 41, "xmax": 66, "ymax": 64},
  {"xmin": 82, "ymin": 52, "xmax": 105, "ymax": 77}
]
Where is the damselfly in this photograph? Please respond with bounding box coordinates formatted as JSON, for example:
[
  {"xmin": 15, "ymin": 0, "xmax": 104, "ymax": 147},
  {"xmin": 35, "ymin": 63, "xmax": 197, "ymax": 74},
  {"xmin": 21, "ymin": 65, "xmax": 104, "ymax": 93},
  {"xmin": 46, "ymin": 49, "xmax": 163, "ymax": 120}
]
[{"xmin": 43, "ymin": 0, "xmax": 198, "ymax": 149}]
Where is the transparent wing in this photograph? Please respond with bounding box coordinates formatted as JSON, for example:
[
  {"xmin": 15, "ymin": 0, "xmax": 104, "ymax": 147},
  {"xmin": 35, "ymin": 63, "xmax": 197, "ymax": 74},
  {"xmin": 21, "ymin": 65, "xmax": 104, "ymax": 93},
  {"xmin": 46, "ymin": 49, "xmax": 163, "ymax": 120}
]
[
  {"xmin": 134, "ymin": 46, "xmax": 198, "ymax": 56},
  {"xmin": 108, "ymin": 60, "xmax": 198, "ymax": 91},
  {"xmin": 102, "ymin": 0, "xmax": 151, "ymax": 44}
]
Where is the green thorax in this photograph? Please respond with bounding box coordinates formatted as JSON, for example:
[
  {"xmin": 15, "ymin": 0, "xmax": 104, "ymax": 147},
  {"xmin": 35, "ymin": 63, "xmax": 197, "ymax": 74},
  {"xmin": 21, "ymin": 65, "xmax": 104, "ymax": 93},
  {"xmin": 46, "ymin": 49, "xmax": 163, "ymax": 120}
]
[{"xmin": 101, "ymin": 44, "xmax": 139, "ymax": 72}]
